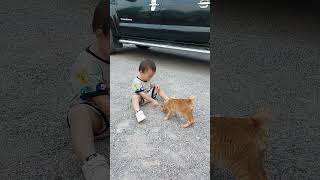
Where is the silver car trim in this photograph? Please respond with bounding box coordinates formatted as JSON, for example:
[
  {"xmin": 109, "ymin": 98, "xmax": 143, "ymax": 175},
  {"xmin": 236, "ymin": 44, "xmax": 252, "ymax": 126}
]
[
  {"xmin": 120, "ymin": 18, "xmax": 133, "ymax": 21},
  {"xmin": 119, "ymin": 39, "xmax": 210, "ymax": 54}
]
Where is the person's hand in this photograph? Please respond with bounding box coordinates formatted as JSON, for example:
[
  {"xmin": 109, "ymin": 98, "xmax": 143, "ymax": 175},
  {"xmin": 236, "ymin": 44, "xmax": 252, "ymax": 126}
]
[{"xmin": 152, "ymin": 100, "xmax": 160, "ymax": 107}]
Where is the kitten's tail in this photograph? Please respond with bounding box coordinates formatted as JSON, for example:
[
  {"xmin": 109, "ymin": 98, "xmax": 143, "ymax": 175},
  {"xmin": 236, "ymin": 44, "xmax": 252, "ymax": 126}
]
[
  {"xmin": 251, "ymin": 107, "xmax": 272, "ymax": 131},
  {"xmin": 188, "ymin": 96, "xmax": 195, "ymax": 109},
  {"xmin": 189, "ymin": 96, "xmax": 195, "ymax": 100},
  {"xmin": 188, "ymin": 96, "xmax": 195, "ymax": 103}
]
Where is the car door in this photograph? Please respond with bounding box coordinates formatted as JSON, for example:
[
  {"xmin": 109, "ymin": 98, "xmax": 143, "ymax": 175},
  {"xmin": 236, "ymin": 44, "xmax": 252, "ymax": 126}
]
[
  {"xmin": 160, "ymin": 0, "xmax": 210, "ymax": 46},
  {"xmin": 116, "ymin": 0, "xmax": 163, "ymax": 40}
]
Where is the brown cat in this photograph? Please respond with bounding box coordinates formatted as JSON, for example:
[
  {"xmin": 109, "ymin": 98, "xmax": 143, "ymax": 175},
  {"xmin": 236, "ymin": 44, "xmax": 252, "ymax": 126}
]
[
  {"xmin": 159, "ymin": 96, "xmax": 195, "ymax": 128},
  {"xmin": 211, "ymin": 108, "xmax": 271, "ymax": 180}
]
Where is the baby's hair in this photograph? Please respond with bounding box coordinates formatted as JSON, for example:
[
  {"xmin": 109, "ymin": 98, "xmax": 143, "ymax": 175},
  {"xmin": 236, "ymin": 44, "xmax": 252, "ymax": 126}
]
[
  {"xmin": 139, "ymin": 60, "xmax": 156, "ymax": 73},
  {"xmin": 92, "ymin": 0, "xmax": 109, "ymax": 35}
]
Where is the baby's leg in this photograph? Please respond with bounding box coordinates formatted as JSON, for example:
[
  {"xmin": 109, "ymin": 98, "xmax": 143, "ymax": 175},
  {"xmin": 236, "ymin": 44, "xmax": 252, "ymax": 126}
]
[
  {"xmin": 154, "ymin": 85, "xmax": 169, "ymax": 101},
  {"xmin": 69, "ymin": 104, "xmax": 104, "ymax": 161},
  {"xmin": 132, "ymin": 94, "xmax": 141, "ymax": 112}
]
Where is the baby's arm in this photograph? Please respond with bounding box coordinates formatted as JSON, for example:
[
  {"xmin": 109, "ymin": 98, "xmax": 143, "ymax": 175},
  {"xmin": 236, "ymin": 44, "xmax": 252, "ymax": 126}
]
[
  {"xmin": 150, "ymin": 82, "xmax": 159, "ymax": 89},
  {"xmin": 138, "ymin": 92, "xmax": 159, "ymax": 106},
  {"xmin": 92, "ymin": 95, "xmax": 109, "ymax": 116}
]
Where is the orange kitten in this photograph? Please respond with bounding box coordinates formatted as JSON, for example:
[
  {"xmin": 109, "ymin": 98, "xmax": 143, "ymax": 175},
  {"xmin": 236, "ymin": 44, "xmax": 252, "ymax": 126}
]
[
  {"xmin": 159, "ymin": 96, "xmax": 195, "ymax": 128},
  {"xmin": 211, "ymin": 108, "xmax": 271, "ymax": 180}
]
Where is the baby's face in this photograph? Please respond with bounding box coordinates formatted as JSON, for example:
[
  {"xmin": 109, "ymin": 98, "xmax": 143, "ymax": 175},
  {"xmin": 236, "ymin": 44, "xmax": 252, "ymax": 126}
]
[{"xmin": 140, "ymin": 69, "xmax": 156, "ymax": 81}]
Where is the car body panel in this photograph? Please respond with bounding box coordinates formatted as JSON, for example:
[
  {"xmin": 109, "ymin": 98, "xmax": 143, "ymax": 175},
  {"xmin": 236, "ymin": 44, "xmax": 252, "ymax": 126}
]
[
  {"xmin": 160, "ymin": 0, "xmax": 210, "ymax": 45},
  {"xmin": 115, "ymin": 0, "xmax": 163, "ymax": 39},
  {"xmin": 111, "ymin": 0, "xmax": 210, "ymax": 50}
]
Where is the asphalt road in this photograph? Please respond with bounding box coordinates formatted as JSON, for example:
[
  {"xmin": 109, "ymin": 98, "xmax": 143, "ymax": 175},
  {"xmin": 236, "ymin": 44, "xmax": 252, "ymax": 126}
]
[
  {"xmin": 0, "ymin": 0, "xmax": 99, "ymax": 179},
  {"xmin": 110, "ymin": 46, "xmax": 210, "ymax": 179},
  {"xmin": 211, "ymin": 2, "xmax": 320, "ymax": 179}
]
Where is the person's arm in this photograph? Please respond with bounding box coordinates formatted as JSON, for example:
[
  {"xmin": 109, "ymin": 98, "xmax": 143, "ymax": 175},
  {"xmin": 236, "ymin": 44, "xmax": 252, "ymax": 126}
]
[
  {"xmin": 92, "ymin": 95, "xmax": 109, "ymax": 116},
  {"xmin": 138, "ymin": 92, "xmax": 159, "ymax": 106}
]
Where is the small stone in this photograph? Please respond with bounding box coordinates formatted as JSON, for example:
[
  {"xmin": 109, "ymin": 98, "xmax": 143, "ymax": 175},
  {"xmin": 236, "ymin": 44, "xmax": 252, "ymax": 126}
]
[{"xmin": 116, "ymin": 128, "xmax": 125, "ymax": 133}]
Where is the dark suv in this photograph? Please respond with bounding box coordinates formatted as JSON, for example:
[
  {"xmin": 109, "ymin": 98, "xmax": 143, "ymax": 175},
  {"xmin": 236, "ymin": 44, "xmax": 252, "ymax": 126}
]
[{"xmin": 110, "ymin": 0, "xmax": 210, "ymax": 54}]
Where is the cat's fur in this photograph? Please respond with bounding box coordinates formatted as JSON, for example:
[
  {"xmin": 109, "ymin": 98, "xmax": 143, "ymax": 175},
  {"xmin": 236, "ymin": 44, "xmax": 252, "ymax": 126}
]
[
  {"xmin": 211, "ymin": 108, "xmax": 271, "ymax": 180},
  {"xmin": 159, "ymin": 96, "xmax": 195, "ymax": 128}
]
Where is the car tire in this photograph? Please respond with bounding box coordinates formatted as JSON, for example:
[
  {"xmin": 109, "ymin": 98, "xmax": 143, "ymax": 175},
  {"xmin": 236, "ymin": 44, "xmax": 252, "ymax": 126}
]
[
  {"xmin": 110, "ymin": 29, "xmax": 122, "ymax": 54},
  {"xmin": 136, "ymin": 45, "xmax": 150, "ymax": 50}
]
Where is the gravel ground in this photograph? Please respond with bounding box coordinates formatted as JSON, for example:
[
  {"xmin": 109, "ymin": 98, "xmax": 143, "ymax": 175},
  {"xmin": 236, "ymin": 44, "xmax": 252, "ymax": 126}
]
[
  {"xmin": 211, "ymin": 1, "xmax": 320, "ymax": 179},
  {"xmin": 110, "ymin": 46, "xmax": 210, "ymax": 179},
  {"xmin": 0, "ymin": 0, "xmax": 105, "ymax": 179},
  {"xmin": 1, "ymin": 0, "xmax": 319, "ymax": 179}
]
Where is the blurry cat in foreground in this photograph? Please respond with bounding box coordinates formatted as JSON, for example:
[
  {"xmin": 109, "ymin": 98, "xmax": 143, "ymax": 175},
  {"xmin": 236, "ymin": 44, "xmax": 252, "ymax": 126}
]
[
  {"xmin": 159, "ymin": 96, "xmax": 195, "ymax": 128},
  {"xmin": 211, "ymin": 108, "xmax": 271, "ymax": 180}
]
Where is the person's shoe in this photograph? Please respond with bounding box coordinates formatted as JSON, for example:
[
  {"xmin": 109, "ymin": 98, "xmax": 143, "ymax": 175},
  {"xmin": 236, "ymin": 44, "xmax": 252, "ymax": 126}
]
[
  {"xmin": 135, "ymin": 110, "xmax": 146, "ymax": 122},
  {"xmin": 82, "ymin": 153, "xmax": 108, "ymax": 180}
]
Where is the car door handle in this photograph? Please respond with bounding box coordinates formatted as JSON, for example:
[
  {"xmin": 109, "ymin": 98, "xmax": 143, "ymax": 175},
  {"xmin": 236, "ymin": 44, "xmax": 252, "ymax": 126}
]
[
  {"xmin": 198, "ymin": 0, "xmax": 210, "ymax": 8},
  {"xmin": 149, "ymin": 3, "xmax": 159, "ymax": 6},
  {"xmin": 198, "ymin": 2, "xmax": 210, "ymax": 5}
]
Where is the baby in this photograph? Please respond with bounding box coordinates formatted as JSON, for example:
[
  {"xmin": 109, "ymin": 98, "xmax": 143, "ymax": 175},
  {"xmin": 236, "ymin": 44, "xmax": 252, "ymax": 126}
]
[{"xmin": 131, "ymin": 60, "xmax": 169, "ymax": 122}]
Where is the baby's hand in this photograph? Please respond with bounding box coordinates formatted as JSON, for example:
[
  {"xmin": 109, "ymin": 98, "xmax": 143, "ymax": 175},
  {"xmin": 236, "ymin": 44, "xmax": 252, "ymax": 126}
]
[
  {"xmin": 155, "ymin": 84, "xmax": 160, "ymax": 89},
  {"xmin": 152, "ymin": 100, "xmax": 160, "ymax": 107}
]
